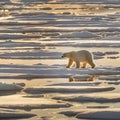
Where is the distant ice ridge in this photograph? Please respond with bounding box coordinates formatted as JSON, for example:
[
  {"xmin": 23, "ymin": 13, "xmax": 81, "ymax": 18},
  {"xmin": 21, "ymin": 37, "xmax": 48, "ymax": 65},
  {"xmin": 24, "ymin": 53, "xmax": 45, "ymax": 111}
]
[
  {"xmin": 60, "ymin": 31, "xmax": 99, "ymax": 38},
  {"xmin": 54, "ymin": 0, "xmax": 120, "ymax": 4}
]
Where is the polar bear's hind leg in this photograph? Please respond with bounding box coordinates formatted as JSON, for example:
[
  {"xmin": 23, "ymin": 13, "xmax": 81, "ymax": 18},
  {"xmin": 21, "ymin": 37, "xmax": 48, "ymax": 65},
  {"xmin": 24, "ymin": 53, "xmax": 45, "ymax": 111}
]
[
  {"xmin": 88, "ymin": 60, "xmax": 95, "ymax": 68},
  {"xmin": 82, "ymin": 62, "xmax": 87, "ymax": 68}
]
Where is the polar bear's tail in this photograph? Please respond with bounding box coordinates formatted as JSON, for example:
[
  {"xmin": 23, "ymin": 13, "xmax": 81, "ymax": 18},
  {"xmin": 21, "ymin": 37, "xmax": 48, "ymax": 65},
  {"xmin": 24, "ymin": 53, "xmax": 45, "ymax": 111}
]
[
  {"xmin": 88, "ymin": 58, "xmax": 95, "ymax": 68},
  {"xmin": 91, "ymin": 63, "xmax": 95, "ymax": 68}
]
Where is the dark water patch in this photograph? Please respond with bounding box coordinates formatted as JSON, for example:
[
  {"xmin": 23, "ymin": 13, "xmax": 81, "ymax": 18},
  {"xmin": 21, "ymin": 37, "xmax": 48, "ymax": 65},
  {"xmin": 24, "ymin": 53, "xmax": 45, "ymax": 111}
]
[
  {"xmin": 0, "ymin": 51, "xmax": 61, "ymax": 59},
  {"xmin": 54, "ymin": 95, "xmax": 120, "ymax": 103},
  {"xmin": 16, "ymin": 12, "xmax": 46, "ymax": 16},
  {"xmin": 0, "ymin": 21, "xmax": 47, "ymax": 26},
  {"xmin": 19, "ymin": 0, "xmax": 49, "ymax": 4},
  {"xmin": 0, "ymin": 103, "xmax": 71, "ymax": 111},
  {"xmin": 40, "ymin": 7, "xmax": 52, "ymax": 10},
  {"xmin": 49, "ymin": 82, "xmax": 101, "ymax": 86},
  {"xmin": 0, "ymin": 39, "xmax": 44, "ymax": 49},
  {"xmin": 62, "ymin": 12, "xmax": 71, "ymax": 15},
  {"xmin": 0, "ymin": 51, "xmax": 60, "ymax": 56},
  {"xmin": 60, "ymin": 110, "xmax": 120, "ymax": 120},
  {"xmin": 15, "ymin": 83, "xmax": 26, "ymax": 87},
  {"xmin": 0, "ymin": 64, "xmax": 47, "ymax": 69},
  {"xmin": 76, "ymin": 110, "xmax": 120, "ymax": 120},
  {"xmin": 107, "ymin": 56, "xmax": 119, "ymax": 59},
  {"xmin": 0, "ymin": 34, "xmax": 41, "ymax": 40},
  {"xmin": 93, "ymin": 52, "xmax": 105, "ymax": 56},
  {"xmin": 41, "ymin": 32, "xmax": 60, "ymax": 37},
  {"xmin": 94, "ymin": 56, "xmax": 104, "ymax": 60},
  {"xmin": 59, "ymin": 111, "xmax": 78, "ymax": 117},
  {"xmin": 99, "ymin": 75, "xmax": 120, "ymax": 81},
  {"xmin": 87, "ymin": 106, "xmax": 109, "ymax": 108},
  {"xmin": 0, "ymin": 74, "xmax": 69, "ymax": 80},
  {"xmin": 0, "ymin": 109, "xmax": 36, "ymax": 119},
  {"xmin": 105, "ymin": 51, "xmax": 119, "ymax": 55},
  {"xmin": 107, "ymin": 81, "xmax": 120, "ymax": 85},
  {"xmin": 15, "ymin": 12, "xmax": 56, "ymax": 19},
  {"xmin": 41, "ymin": 116, "xmax": 52, "ymax": 120},
  {"xmin": 24, "ymin": 86, "xmax": 115, "ymax": 94},
  {"xmin": 0, "ymin": 91, "xmax": 19, "ymax": 96},
  {"xmin": 55, "ymin": 8, "xmax": 78, "ymax": 10}
]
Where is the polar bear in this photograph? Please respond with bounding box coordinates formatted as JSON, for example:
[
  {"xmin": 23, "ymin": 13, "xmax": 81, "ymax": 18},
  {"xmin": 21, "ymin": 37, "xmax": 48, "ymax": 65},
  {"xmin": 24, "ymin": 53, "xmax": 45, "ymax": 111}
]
[{"xmin": 62, "ymin": 50, "xmax": 95, "ymax": 68}]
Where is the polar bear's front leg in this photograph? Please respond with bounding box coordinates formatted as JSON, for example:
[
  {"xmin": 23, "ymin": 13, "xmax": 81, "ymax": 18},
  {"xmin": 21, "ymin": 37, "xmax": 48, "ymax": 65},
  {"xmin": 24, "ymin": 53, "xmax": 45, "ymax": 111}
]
[
  {"xmin": 75, "ymin": 60, "xmax": 80, "ymax": 68},
  {"xmin": 66, "ymin": 59, "xmax": 73, "ymax": 68}
]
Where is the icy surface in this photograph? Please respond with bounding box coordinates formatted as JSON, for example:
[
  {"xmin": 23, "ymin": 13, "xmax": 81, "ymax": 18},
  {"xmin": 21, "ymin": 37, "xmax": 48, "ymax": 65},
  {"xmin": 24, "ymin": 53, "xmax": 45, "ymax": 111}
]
[{"xmin": 0, "ymin": 0, "xmax": 120, "ymax": 120}]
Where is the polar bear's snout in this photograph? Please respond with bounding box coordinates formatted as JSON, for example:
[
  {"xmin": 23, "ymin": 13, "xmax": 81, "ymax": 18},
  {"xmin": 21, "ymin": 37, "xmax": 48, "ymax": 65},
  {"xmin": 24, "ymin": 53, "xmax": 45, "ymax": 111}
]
[
  {"xmin": 61, "ymin": 53, "xmax": 65, "ymax": 58},
  {"xmin": 61, "ymin": 55, "xmax": 64, "ymax": 58}
]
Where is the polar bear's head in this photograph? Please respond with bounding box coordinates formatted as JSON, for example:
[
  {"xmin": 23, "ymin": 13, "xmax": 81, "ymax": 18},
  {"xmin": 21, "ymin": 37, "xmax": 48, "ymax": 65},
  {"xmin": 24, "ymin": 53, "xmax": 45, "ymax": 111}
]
[{"xmin": 62, "ymin": 52, "xmax": 71, "ymax": 58}]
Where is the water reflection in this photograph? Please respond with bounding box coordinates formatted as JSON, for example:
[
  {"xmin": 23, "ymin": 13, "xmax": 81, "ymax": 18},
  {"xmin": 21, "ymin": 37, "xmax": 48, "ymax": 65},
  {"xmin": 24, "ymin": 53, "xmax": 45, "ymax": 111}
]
[{"xmin": 69, "ymin": 75, "xmax": 96, "ymax": 82}]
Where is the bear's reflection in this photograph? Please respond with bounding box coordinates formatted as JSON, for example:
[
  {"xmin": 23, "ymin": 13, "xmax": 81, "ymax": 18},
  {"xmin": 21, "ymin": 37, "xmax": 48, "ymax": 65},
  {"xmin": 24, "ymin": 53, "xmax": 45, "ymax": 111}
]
[{"xmin": 69, "ymin": 75, "xmax": 96, "ymax": 82}]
